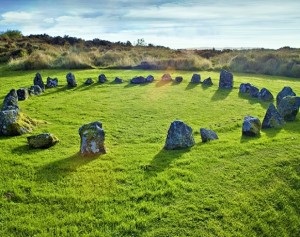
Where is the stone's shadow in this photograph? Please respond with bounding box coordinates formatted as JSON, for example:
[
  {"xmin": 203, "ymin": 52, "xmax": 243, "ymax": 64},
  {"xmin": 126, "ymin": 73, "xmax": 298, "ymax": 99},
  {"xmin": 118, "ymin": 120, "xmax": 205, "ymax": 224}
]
[
  {"xmin": 155, "ymin": 80, "xmax": 172, "ymax": 88},
  {"xmin": 36, "ymin": 152, "xmax": 97, "ymax": 182},
  {"xmin": 211, "ymin": 88, "xmax": 232, "ymax": 101},
  {"xmin": 143, "ymin": 148, "xmax": 191, "ymax": 177},
  {"xmin": 124, "ymin": 82, "xmax": 152, "ymax": 88},
  {"xmin": 12, "ymin": 144, "xmax": 45, "ymax": 155},
  {"xmin": 171, "ymin": 81, "xmax": 182, "ymax": 86},
  {"xmin": 262, "ymin": 127, "xmax": 283, "ymax": 138},
  {"xmin": 238, "ymin": 93, "xmax": 270, "ymax": 109},
  {"xmin": 240, "ymin": 134, "xmax": 261, "ymax": 143},
  {"xmin": 43, "ymin": 84, "xmax": 85, "ymax": 96},
  {"xmin": 201, "ymin": 84, "xmax": 212, "ymax": 90},
  {"xmin": 185, "ymin": 82, "xmax": 199, "ymax": 90}
]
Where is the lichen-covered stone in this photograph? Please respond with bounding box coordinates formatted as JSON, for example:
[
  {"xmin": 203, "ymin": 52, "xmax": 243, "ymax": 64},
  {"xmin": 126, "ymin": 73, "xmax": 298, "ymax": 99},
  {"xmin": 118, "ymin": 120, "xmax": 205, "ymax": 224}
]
[
  {"xmin": 114, "ymin": 77, "xmax": 123, "ymax": 83},
  {"xmin": 46, "ymin": 77, "xmax": 58, "ymax": 88},
  {"xmin": 145, "ymin": 75, "xmax": 154, "ymax": 83},
  {"xmin": 164, "ymin": 120, "xmax": 195, "ymax": 150},
  {"xmin": 191, "ymin": 74, "xmax": 201, "ymax": 83},
  {"xmin": 276, "ymin": 86, "xmax": 296, "ymax": 107},
  {"xmin": 0, "ymin": 110, "xmax": 36, "ymax": 136},
  {"xmin": 249, "ymin": 85, "xmax": 260, "ymax": 98},
  {"xmin": 27, "ymin": 133, "xmax": 59, "ymax": 148},
  {"xmin": 2, "ymin": 89, "xmax": 19, "ymax": 111},
  {"xmin": 200, "ymin": 128, "xmax": 218, "ymax": 142},
  {"xmin": 219, "ymin": 69, "xmax": 233, "ymax": 89},
  {"xmin": 202, "ymin": 77, "xmax": 213, "ymax": 86},
  {"xmin": 239, "ymin": 83, "xmax": 252, "ymax": 93},
  {"xmin": 84, "ymin": 78, "xmax": 94, "ymax": 85},
  {"xmin": 28, "ymin": 85, "xmax": 43, "ymax": 96},
  {"xmin": 242, "ymin": 116, "xmax": 261, "ymax": 136},
  {"xmin": 161, "ymin": 74, "xmax": 172, "ymax": 81},
  {"xmin": 258, "ymin": 88, "xmax": 273, "ymax": 101},
  {"xmin": 262, "ymin": 103, "xmax": 285, "ymax": 129},
  {"xmin": 277, "ymin": 96, "xmax": 300, "ymax": 121},
  {"xmin": 175, "ymin": 76, "xmax": 183, "ymax": 83},
  {"xmin": 66, "ymin": 72, "xmax": 77, "ymax": 87},
  {"xmin": 98, "ymin": 74, "xmax": 107, "ymax": 83},
  {"xmin": 17, "ymin": 88, "xmax": 29, "ymax": 101},
  {"xmin": 79, "ymin": 121, "xmax": 106, "ymax": 156},
  {"xmin": 34, "ymin": 73, "xmax": 45, "ymax": 91},
  {"xmin": 131, "ymin": 76, "xmax": 145, "ymax": 84}
]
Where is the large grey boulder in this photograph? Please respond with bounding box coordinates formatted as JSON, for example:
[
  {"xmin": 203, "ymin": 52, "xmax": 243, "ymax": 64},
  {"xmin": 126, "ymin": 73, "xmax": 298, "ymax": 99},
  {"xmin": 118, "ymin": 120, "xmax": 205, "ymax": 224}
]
[
  {"xmin": 66, "ymin": 72, "xmax": 77, "ymax": 87},
  {"xmin": 276, "ymin": 86, "xmax": 296, "ymax": 107},
  {"xmin": 131, "ymin": 76, "xmax": 145, "ymax": 84},
  {"xmin": 2, "ymin": 89, "xmax": 19, "ymax": 111},
  {"xmin": 79, "ymin": 121, "xmax": 106, "ymax": 156},
  {"xmin": 242, "ymin": 116, "xmax": 261, "ymax": 137},
  {"xmin": 191, "ymin": 74, "xmax": 201, "ymax": 83},
  {"xmin": 27, "ymin": 133, "xmax": 59, "ymax": 149},
  {"xmin": 277, "ymin": 96, "xmax": 300, "ymax": 121},
  {"xmin": 161, "ymin": 74, "xmax": 172, "ymax": 81},
  {"xmin": 46, "ymin": 77, "xmax": 58, "ymax": 88},
  {"xmin": 28, "ymin": 85, "xmax": 43, "ymax": 96},
  {"xmin": 0, "ymin": 110, "xmax": 36, "ymax": 136},
  {"xmin": 258, "ymin": 88, "xmax": 273, "ymax": 101},
  {"xmin": 145, "ymin": 75, "xmax": 154, "ymax": 83},
  {"xmin": 249, "ymin": 85, "xmax": 259, "ymax": 98},
  {"xmin": 262, "ymin": 103, "xmax": 285, "ymax": 129},
  {"xmin": 239, "ymin": 83, "xmax": 252, "ymax": 93},
  {"xmin": 98, "ymin": 74, "xmax": 107, "ymax": 83},
  {"xmin": 200, "ymin": 128, "xmax": 218, "ymax": 142},
  {"xmin": 17, "ymin": 88, "xmax": 29, "ymax": 101},
  {"xmin": 202, "ymin": 77, "xmax": 213, "ymax": 86},
  {"xmin": 219, "ymin": 69, "xmax": 233, "ymax": 89},
  {"xmin": 33, "ymin": 73, "xmax": 45, "ymax": 91},
  {"xmin": 164, "ymin": 120, "xmax": 195, "ymax": 150}
]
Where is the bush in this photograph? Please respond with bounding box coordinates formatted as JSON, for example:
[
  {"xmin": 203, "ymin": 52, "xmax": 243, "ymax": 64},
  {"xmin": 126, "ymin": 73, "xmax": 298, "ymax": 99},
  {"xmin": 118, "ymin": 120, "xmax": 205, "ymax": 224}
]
[{"xmin": 0, "ymin": 30, "xmax": 22, "ymax": 39}]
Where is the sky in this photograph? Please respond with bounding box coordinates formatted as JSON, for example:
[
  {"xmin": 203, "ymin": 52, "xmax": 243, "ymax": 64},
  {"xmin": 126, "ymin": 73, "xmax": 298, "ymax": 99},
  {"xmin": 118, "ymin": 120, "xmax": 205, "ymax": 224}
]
[{"xmin": 0, "ymin": 0, "xmax": 299, "ymax": 49}]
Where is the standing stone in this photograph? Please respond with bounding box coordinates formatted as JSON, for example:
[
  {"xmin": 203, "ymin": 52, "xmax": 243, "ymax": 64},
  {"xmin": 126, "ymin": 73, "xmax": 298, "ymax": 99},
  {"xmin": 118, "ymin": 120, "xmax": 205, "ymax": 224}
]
[
  {"xmin": 191, "ymin": 74, "xmax": 201, "ymax": 83},
  {"xmin": 249, "ymin": 85, "xmax": 260, "ymax": 98},
  {"xmin": 33, "ymin": 73, "xmax": 45, "ymax": 91},
  {"xmin": 79, "ymin": 121, "xmax": 106, "ymax": 156},
  {"xmin": 175, "ymin": 76, "xmax": 183, "ymax": 83},
  {"xmin": 202, "ymin": 77, "xmax": 213, "ymax": 86},
  {"xmin": 200, "ymin": 128, "xmax": 218, "ymax": 142},
  {"xmin": 164, "ymin": 120, "xmax": 195, "ymax": 150},
  {"xmin": 131, "ymin": 76, "xmax": 145, "ymax": 84},
  {"xmin": 262, "ymin": 103, "xmax": 285, "ymax": 129},
  {"xmin": 84, "ymin": 78, "xmax": 94, "ymax": 85},
  {"xmin": 276, "ymin": 86, "xmax": 296, "ymax": 107},
  {"xmin": 27, "ymin": 133, "xmax": 59, "ymax": 149},
  {"xmin": 277, "ymin": 96, "xmax": 300, "ymax": 121},
  {"xmin": 114, "ymin": 77, "xmax": 123, "ymax": 83},
  {"xmin": 219, "ymin": 69, "xmax": 233, "ymax": 89},
  {"xmin": 161, "ymin": 74, "xmax": 172, "ymax": 81},
  {"xmin": 46, "ymin": 77, "xmax": 58, "ymax": 88},
  {"xmin": 145, "ymin": 75, "xmax": 154, "ymax": 83},
  {"xmin": 0, "ymin": 110, "xmax": 36, "ymax": 136},
  {"xmin": 258, "ymin": 88, "xmax": 274, "ymax": 101},
  {"xmin": 17, "ymin": 88, "xmax": 29, "ymax": 101},
  {"xmin": 239, "ymin": 83, "xmax": 252, "ymax": 93},
  {"xmin": 28, "ymin": 85, "xmax": 43, "ymax": 96},
  {"xmin": 2, "ymin": 89, "xmax": 19, "ymax": 111},
  {"xmin": 242, "ymin": 116, "xmax": 261, "ymax": 137},
  {"xmin": 98, "ymin": 74, "xmax": 107, "ymax": 83},
  {"xmin": 66, "ymin": 72, "xmax": 77, "ymax": 87}
]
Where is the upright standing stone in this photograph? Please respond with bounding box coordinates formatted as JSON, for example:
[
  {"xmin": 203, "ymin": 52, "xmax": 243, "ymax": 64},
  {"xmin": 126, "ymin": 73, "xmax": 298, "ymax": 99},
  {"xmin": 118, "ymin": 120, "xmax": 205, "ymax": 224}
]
[
  {"xmin": 17, "ymin": 88, "xmax": 29, "ymax": 101},
  {"xmin": 242, "ymin": 116, "xmax": 261, "ymax": 136},
  {"xmin": 2, "ymin": 89, "xmax": 19, "ymax": 111},
  {"xmin": 277, "ymin": 96, "xmax": 300, "ymax": 121},
  {"xmin": 219, "ymin": 69, "xmax": 233, "ymax": 89},
  {"xmin": 248, "ymin": 85, "xmax": 260, "ymax": 98},
  {"xmin": 191, "ymin": 74, "xmax": 201, "ymax": 83},
  {"xmin": 276, "ymin": 86, "xmax": 296, "ymax": 107},
  {"xmin": 28, "ymin": 85, "xmax": 43, "ymax": 96},
  {"xmin": 66, "ymin": 72, "xmax": 77, "ymax": 87},
  {"xmin": 200, "ymin": 128, "xmax": 218, "ymax": 142},
  {"xmin": 262, "ymin": 103, "xmax": 285, "ymax": 129},
  {"xmin": 164, "ymin": 120, "xmax": 195, "ymax": 150},
  {"xmin": 98, "ymin": 74, "xmax": 107, "ymax": 83},
  {"xmin": 33, "ymin": 73, "xmax": 45, "ymax": 91},
  {"xmin": 239, "ymin": 83, "xmax": 252, "ymax": 93},
  {"xmin": 79, "ymin": 121, "xmax": 106, "ymax": 156}
]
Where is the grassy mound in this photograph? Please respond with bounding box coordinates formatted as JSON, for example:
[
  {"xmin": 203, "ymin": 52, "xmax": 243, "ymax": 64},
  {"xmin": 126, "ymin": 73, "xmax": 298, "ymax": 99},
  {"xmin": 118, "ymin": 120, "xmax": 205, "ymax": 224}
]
[{"xmin": 0, "ymin": 69, "xmax": 299, "ymax": 236}]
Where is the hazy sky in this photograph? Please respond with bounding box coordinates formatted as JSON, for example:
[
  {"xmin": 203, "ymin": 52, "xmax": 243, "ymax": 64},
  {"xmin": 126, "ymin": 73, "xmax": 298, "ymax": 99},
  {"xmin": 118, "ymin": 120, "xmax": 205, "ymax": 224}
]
[{"xmin": 0, "ymin": 0, "xmax": 299, "ymax": 49}]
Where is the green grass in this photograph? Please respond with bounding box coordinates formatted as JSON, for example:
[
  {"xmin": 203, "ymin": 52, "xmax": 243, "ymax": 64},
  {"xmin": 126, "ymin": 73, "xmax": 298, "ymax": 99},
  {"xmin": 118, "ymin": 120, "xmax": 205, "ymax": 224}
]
[{"xmin": 0, "ymin": 68, "xmax": 300, "ymax": 236}]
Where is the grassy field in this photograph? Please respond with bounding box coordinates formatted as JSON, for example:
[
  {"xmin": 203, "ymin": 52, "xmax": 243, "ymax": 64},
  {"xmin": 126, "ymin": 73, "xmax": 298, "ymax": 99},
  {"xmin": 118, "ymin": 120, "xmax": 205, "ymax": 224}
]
[{"xmin": 0, "ymin": 68, "xmax": 300, "ymax": 236}]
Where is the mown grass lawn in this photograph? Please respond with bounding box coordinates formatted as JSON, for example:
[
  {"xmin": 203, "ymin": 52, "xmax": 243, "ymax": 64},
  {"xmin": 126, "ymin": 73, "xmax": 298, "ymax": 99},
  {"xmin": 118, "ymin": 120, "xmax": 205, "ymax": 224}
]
[{"xmin": 0, "ymin": 68, "xmax": 299, "ymax": 236}]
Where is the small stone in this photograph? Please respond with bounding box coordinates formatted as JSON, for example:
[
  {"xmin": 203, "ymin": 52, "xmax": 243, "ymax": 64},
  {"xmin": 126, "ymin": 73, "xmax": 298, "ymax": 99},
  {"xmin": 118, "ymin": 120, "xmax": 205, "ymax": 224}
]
[
  {"xmin": 27, "ymin": 133, "xmax": 59, "ymax": 149},
  {"xmin": 175, "ymin": 76, "xmax": 183, "ymax": 83},
  {"xmin": 200, "ymin": 128, "xmax": 218, "ymax": 142},
  {"xmin": 28, "ymin": 85, "xmax": 43, "ymax": 96},
  {"xmin": 161, "ymin": 74, "xmax": 172, "ymax": 81},
  {"xmin": 242, "ymin": 116, "xmax": 261, "ymax": 137},
  {"xmin": 46, "ymin": 77, "xmax": 58, "ymax": 88},
  {"xmin": 98, "ymin": 74, "xmax": 107, "ymax": 83},
  {"xmin": 239, "ymin": 83, "xmax": 252, "ymax": 93},
  {"xmin": 66, "ymin": 72, "xmax": 77, "ymax": 87},
  {"xmin": 79, "ymin": 121, "xmax": 106, "ymax": 156},
  {"xmin": 17, "ymin": 88, "xmax": 29, "ymax": 101},
  {"xmin": 131, "ymin": 76, "xmax": 145, "ymax": 84},
  {"xmin": 114, "ymin": 77, "xmax": 123, "ymax": 83},
  {"xmin": 191, "ymin": 74, "xmax": 201, "ymax": 83},
  {"xmin": 249, "ymin": 85, "xmax": 260, "ymax": 98},
  {"xmin": 164, "ymin": 120, "xmax": 195, "ymax": 150},
  {"xmin": 277, "ymin": 96, "xmax": 300, "ymax": 121},
  {"xmin": 258, "ymin": 88, "xmax": 274, "ymax": 101},
  {"xmin": 276, "ymin": 86, "xmax": 296, "ymax": 107},
  {"xmin": 145, "ymin": 75, "xmax": 154, "ymax": 83},
  {"xmin": 84, "ymin": 78, "xmax": 94, "ymax": 85},
  {"xmin": 219, "ymin": 69, "xmax": 233, "ymax": 89},
  {"xmin": 202, "ymin": 77, "xmax": 213, "ymax": 86},
  {"xmin": 262, "ymin": 103, "xmax": 285, "ymax": 129}
]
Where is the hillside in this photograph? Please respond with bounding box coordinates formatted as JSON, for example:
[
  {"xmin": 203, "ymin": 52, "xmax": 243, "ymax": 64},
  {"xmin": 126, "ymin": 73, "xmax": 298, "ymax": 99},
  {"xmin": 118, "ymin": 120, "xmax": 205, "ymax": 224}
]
[{"xmin": 1, "ymin": 30, "xmax": 300, "ymax": 78}]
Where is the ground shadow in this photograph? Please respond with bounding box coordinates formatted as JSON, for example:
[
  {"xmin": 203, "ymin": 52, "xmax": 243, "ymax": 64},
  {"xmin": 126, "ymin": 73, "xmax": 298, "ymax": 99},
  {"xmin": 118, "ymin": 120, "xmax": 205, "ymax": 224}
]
[
  {"xmin": 261, "ymin": 127, "xmax": 283, "ymax": 138},
  {"xmin": 171, "ymin": 81, "xmax": 182, "ymax": 86},
  {"xmin": 12, "ymin": 144, "xmax": 46, "ymax": 155},
  {"xmin": 124, "ymin": 82, "xmax": 152, "ymax": 88},
  {"xmin": 240, "ymin": 134, "xmax": 261, "ymax": 143},
  {"xmin": 43, "ymin": 85, "xmax": 71, "ymax": 96},
  {"xmin": 155, "ymin": 80, "xmax": 172, "ymax": 88},
  {"xmin": 36, "ymin": 152, "xmax": 98, "ymax": 182},
  {"xmin": 185, "ymin": 82, "xmax": 199, "ymax": 90},
  {"xmin": 143, "ymin": 148, "xmax": 191, "ymax": 177},
  {"xmin": 211, "ymin": 88, "xmax": 232, "ymax": 101},
  {"xmin": 238, "ymin": 93, "xmax": 271, "ymax": 109}
]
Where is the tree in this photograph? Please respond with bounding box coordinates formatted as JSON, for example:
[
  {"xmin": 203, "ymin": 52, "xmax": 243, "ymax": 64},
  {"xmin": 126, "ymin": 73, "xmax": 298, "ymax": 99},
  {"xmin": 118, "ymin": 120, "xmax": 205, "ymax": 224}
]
[{"xmin": 136, "ymin": 38, "xmax": 146, "ymax": 46}]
